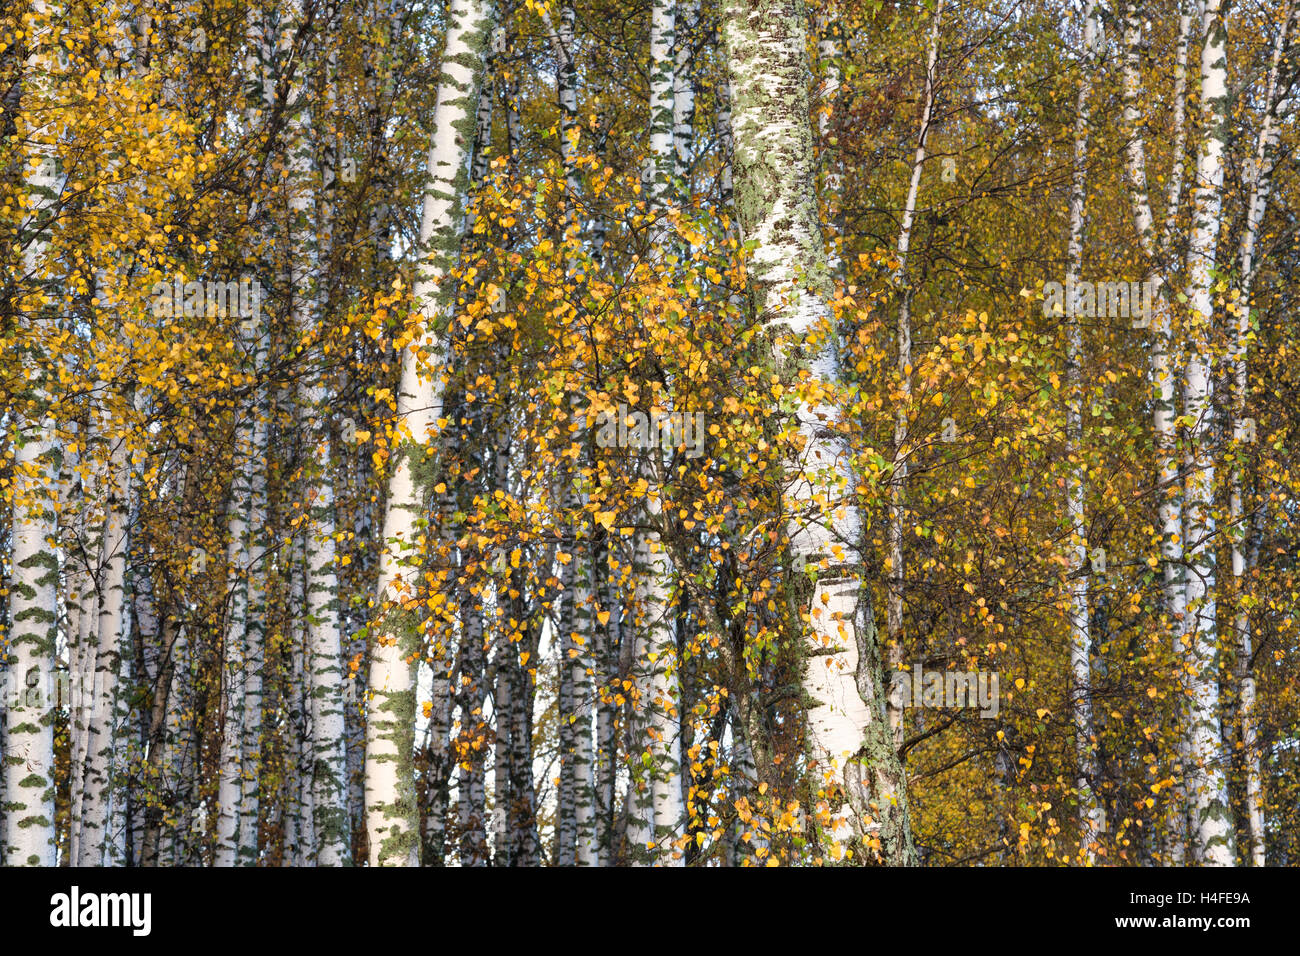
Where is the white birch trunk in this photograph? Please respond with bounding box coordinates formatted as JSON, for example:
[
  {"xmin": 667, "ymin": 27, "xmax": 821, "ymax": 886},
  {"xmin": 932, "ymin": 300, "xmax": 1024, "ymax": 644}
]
[
  {"xmin": 284, "ymin": 551, "xmax": 313, "ymax": 866},
  {"xmin": 1229, "ymin": 0, "xmax": 1293, "ymax": 868},
  {"xmin": 1063, "ymin": 1, "xmax": 1105, "ymax": 859},
  {"xmin": 81, "ymin": 403, "xmax": 134, "ymax": 866},
  {"xmin": 4, "ymin": 0, "xmax": 60, "ymax": 867},
  {"xmin": 1181, "ymin": 0, "xmax": 1234, "ymax": 866},
  {"xmin": 673, "ymin": 0, "xmax": 697, "ymax": 192},
  {"xmin": 537, "ymin": 2, "xmax": 599, "ymax": 867},
  {"xmin": 1118, "ymin": 0, "xmax": 1192, "ymax": 861},
  {"xmin": 214, "ymin": 458, "xmax": 249, "ymax": 866},
  {"xmin": 68, "ymin": 425, "xmax": 101, "ymax": 865},
  {"xmin": 722, "ymin": 0, "xmax": 914, "ymax": 864},
  {"xmin": 366, "ymin": 0, "xmax": 497, "ymax": 864},
  {"xmin": 886, "ymin": 0, "xmax": 943, "ymax": 751},
  {"xmin": 555, "ymin": 541, "xmax": 578, "ymax": 865},
  {"xmin": 632, "ymin": 499, "xmax": 684, "ymax": 865},
  {"xmin": 214, "ymin": 0, "xmax": 274, "ymax": 867},
  {"xmin": 456, "ymin": 581, "xmax": 490, "ymax": 866},
  {"xmin": 1164, "ymin": 2, "xmax": 1194, "ymax": 252},
  {"xmin": 626, "ymin": 0, "xmax": 686, "ymax": 865},
  {"xmin": 284, "ymin": 0, "xmax": 351, "ymax": 867},
  {"xmin": 491, "ymin": 638, "xmax": 511, "ymax": 864}
]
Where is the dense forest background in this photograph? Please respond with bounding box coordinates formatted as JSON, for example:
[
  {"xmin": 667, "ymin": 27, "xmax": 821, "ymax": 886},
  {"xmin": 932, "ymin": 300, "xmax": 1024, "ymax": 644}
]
[{"xmin": 1, "ymin": 0, "xmax": 1298, "ymax": 867}]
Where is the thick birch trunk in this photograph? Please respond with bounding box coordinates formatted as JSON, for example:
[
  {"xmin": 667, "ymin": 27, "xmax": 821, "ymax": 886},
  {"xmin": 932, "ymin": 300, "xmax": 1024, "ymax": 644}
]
[
  {"xmin": 722, "ymin": 0, "xmax": 915, "ymax": 864},
  {"xmin": 4, "ymin": 0, "xmax": 60, "ymax": 868},
  {"xmin": 637, "ymin": 500, "xmax": 684, "ymax": 864},
  {"xmin": 366, "ymin": 0, "xmax": 496, "ymax": 866}
]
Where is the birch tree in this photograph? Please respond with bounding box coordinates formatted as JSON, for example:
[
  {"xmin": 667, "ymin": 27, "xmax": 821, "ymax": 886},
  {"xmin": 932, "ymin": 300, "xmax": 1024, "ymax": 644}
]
[
  {"xmin": 1227, "ymin": 0, "xmax": 1294, "ymax": 868},
  {"xmin": 79, "ymin": 395, "xmax": 133, "ymax": 866},
  {"xmin": 722, "ymin": 0, "xmax": 915, "ymax": 864},
  {"xmin": 1117, "ymin": 0, "xmax": 1195, "ymax": 861},
  {"xmin": 885, "ymin": 0, "xmax": 943, "ymax": 750},
  {"xmin": 621, "ymin": 0, "xmax": 687, "ymax": 865},
  {"xmin": 3, "ymin": 0, "xmax": 60, "ymax": 868},
  {"xmin": 1180, "ymin": 0, "xmax": 1234, "ymax": 866},
  {"xmin": 285, "ymin": 0, "xmax": 352, "ymax": 866},
  {"xmin": 366, "ymin": 0, "xmax": 497, "ymax": 866},
  {"xmin": 1061, "ymin": 0, "xmax": 1104, "ymax": 859}
]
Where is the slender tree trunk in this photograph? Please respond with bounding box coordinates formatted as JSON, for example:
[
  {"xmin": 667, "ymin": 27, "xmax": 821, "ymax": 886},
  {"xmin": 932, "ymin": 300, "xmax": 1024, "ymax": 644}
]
[
  {"xmin": 455, "ymin": 571, "xmax": 490, "ymax": 866},
  {"xmin": 1062, "ymin": 1, "xmax": 1105, "ymax": 860},
  {"xmin": 214, "ymin": 463, "xmax": 250, "ymax": 866},
  {"xmin": 886, "ymin": 0, "xmax": 943, "ymax": 751},
  {"xmin": 139, "ymin": 601, "xmax": 182, "ymax": 868},
  {"xmin": 491, "ymin": 633, "xmax": 512, "ymax": 865},
  {"xmin": 621, "ymin": 0, "xmax": 688, "ymax": 866},
  {"xmin": 593, "ymin": 527, "xmax": 621, "ymax": 864},
  {"xmin": 68, "ymin": 423, "xmax": 101, "ymax": 865},
  {"xmin": 673, "ymin": 0, "xmax": 697, "ymax": 193},
  {"xmin": 82, "ymin": 401, "xmax": 134, "ymax": 865},
  {"xmin": 283, "ymin": 0, "xmax": 351, "ymax": 866},
  {"xmin": 283, "ymin": 548, "xmax": 314, "ymax": 865},
  {"xmin": 1118, "ymin": 0, "xmax": 1194, "ymax": 862},
  {"xmin": 1229, "ymin": 0, "xmax": 1293, "ymax": 869},
  {"xmin": 506, "ymin": 564, "xmax": 541, "ymax": 865},
  {"xmin": 1181, "ymin": 0, "xmax": 1234, "ymax": 866},
  {"xmin": 1164, "ymin": 2, "xmax": 1194, "ymax": 254},
  {"xmin": 539, "ymin": 1, "xmax": 599, "ymax": 867}
]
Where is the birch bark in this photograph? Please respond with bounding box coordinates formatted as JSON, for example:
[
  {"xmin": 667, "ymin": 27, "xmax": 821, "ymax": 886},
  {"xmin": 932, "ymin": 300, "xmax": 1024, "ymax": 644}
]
[
  {"xmin": 366, "ymin": 0, "xmax": 496, "ymax": 866},
  {"xmin": 1062, "ymin": 1, "xmax": 1105, "ymax": 859},
  {"xmin": 81, "ymin": 401, "xmax": 134, "ymax": 865},
  {"xmin": 722, "ymin": 0, "xmax": 915, "ymax": 864},
  {"xmin": 1181, "ymin": 0, "xmax": 1234, "ymax": 866},
  {"xmin": 4, "ymin": 0, "xmax": 61, "ymax": 868},
  {"xmin": 886, "ymin": 0, "xmax": 943, "ymax": 751},
  {"xmin": 1228, "ymin": 0, "xmax": 1293, "ymax": 868},
  {"xmin": 628, "ymin": 0, "xmax": 687, "ymax": 865},
  {"xmin": 1117, "ymin": 0, "xmax": 1194, "ymax": 862},
  {"xmin": 281, "ymin": 0, "xmax": 352, "ymax": 866}
]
